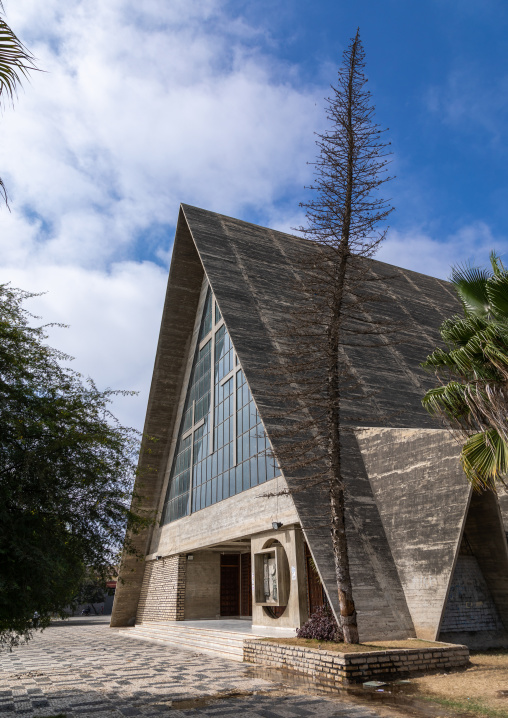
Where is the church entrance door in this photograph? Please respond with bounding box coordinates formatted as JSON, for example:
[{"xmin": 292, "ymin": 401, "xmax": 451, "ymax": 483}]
[{"xmin": 220, "ymin": 554, "xmax": 240, "ymax": 616}]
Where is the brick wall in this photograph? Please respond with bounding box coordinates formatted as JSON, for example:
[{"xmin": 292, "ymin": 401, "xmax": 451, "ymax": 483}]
[
  {"xmin": 243, "ymin": 640, "xmax": 469, "ymax": 684},
  {"xmin": 136, "ymin": 555, "xmax": 186, "ymax": 622}
]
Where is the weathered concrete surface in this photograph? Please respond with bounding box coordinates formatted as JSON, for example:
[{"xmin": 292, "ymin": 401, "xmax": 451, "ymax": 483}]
[
  {"xmin": 153, "ymin": 475, "xmax": 298, "ymax": 558},
  {"xmin": 116, "ymin": 204, "xmax": 502, "ymax": 643},
  {"xmin": 355, "ymin": 428, "xmax": 470, "ymax": 641},
  {"xmin": 178, "ymin": 204, "xmax": 460, "ymax": 640},
  {"xmin": 251, "ymin": 527, "xmax": 308, "ymax": 629},
  {"xmin": 335, "ymin": 432, "xmax": 416, "ymax": 641},
  {"xmin": 356, "ymin": 427, "xmax": 508, "ymax": 646},
  {"xmin": 445, "ymin": 488, "xmax": 508, "ymax": 647},
  {"xmin": 496, "ymin": 483, "xmax": 508, "ymax": 532}
]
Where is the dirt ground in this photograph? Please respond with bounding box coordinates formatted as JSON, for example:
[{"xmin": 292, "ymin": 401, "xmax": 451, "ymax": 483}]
[
  {"xmin": 409, "ymin": 650, "xmax": 508, "ymax": 717},
  {"xmin": 262, "ymin": 641, "xmax": 508, "ymax": 717},
  {"xmin": 260, "ymin": 637, "xmax": 441, "ymax": 652}
]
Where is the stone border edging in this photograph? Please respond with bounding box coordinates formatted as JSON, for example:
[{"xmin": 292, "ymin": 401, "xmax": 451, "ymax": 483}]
[{"xmin": 243, "ymin": 639, "xmax": 469, "ymax": 684}]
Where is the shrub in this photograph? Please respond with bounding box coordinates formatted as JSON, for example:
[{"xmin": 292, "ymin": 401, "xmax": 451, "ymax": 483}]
[{"xmin": 296, "ymin": 605, "xmax": 343, "ymax": 642}]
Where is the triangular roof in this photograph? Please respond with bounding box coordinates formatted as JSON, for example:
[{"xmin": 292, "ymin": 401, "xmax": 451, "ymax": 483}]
[
  {"xmin": 113, "ymin": 204, "xmax": 466, "ymax": 635},
  {"xmin": 181, "ymin": 203, "xmax": 460, "ymax": 432}
]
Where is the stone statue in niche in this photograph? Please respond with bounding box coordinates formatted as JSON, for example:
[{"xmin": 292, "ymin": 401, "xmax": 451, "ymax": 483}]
[{"xmin": 263, "ymin": 553, "xmax": 278, "ymax": 602}]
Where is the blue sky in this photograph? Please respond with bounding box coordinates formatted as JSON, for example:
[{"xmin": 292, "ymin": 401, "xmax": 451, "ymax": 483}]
[{"xmin": 0, "ymin": 0, "xmax": 507, "ymax": 428}]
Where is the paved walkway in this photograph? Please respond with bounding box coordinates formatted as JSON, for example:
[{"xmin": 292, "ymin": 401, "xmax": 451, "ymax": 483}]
[{"xmin": 0, "ymin": 617, "xmax": 400, "ymax": 717}]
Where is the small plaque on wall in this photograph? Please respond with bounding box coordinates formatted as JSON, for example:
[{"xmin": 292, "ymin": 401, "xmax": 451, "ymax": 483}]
[{"xmin": 253, "ymin": 546, "xmax": 290, "ymax": 606}]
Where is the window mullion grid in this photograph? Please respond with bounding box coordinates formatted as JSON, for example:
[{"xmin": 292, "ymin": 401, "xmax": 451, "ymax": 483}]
[
  {"xmin": 209, "ymin": 298, "xmax": 216, "ymax": 456},
  {"xmin": 233, "ymin": 358, "xmax": 238, "ymax": 467},
  {"xmin": 187, "ymin": 429, "xmax": 194, "ymax": 516}
]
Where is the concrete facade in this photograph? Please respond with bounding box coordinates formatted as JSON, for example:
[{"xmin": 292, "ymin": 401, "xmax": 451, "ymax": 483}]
[
  {"xmin": 251, "ymin": 527, "xmax": 309, "ymax": 630},
  {"xmin": 112, "ymin": 204, "xmax": 508, "ymax": 649}
]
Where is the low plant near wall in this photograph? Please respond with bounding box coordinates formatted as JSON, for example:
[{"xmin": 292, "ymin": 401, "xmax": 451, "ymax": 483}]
[{"xmin": 296, "ymin": 607, "xmax": 343, "ymax": 642}]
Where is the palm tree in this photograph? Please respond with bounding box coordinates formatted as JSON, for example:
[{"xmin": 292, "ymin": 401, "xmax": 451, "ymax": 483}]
[
  {"xmin": 422, "ymin": 252, "xmax": 508, "ymax": 489},
  {"xmin": 0, "ymin": 1, "xmax": 37, "ymax": 206}
]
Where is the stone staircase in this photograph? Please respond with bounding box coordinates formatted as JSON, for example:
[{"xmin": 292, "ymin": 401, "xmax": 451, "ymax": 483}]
[{"xmin": 120, "ymin": 621, "xmax": 254, "ymax": 662}]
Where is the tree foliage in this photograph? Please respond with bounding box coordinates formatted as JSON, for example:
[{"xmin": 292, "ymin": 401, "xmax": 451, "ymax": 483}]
[
  {"xmin": 423, "ymin": 253, "xmax": 508, "ymax": 489},
  {"xmin": 272, "ymin": 31, "xmax": 393, "ymax": 643},
  {"xmin": 74, "ymin": 571, "xmax": 109, "ymax": 615},
  {"xmin": 0, "ymin": 285, "xmax": 145, "ymax": 648}
]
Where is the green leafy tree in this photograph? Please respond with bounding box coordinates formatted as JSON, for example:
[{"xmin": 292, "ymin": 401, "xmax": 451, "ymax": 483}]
[
  {"xmin": 0, "ymin": 1, "xmax": 38, "ymax": 205},
  {"xmin": 422, "ymin": 253, "xmax": 508, "ymax": 488},
  {"xmin": 74, "ymin": 571, "xmax": 109, "ymax": 615},
  {"xmin": 0, "ymin": 285, "xmax": 145, "ymax": 649}
]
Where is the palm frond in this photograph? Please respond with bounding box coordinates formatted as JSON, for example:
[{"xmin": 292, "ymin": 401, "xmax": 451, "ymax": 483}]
[
  {"xmin": 0, "ymin": 10, "xmax": 37, "ymax": 105},
  {"xmin": 422, "ymin": 383, "xmax": 470, "ymax": 420},
  {"xmin": 0, "ymin": 176, "xmax": 8, "ymax": 207},
  {"xmin": 440, "ymin": 314, "xmax": 485, "ymax": 347},
  {"xmin": 461, "ymin": 428, "xmax": 508, "ymax": 489},
  {"xmin": 483, "ymin": 342, "xmax": 508, "ymax": 371},
  {"xmin": 486, "ymin": 273, "xmax": 508, "ymax": 320},
  {"xmin": 0, "ymin": 5, "xmax": 37, "ymax": 209},
  {"xmin": 450, "ymin": 263, "xmax": 490, "ymax": 317},
  {"xmin": 422, "ymin": 346, "xmax": 456, "ymax": 371},
  {"xmin": 490, "ymin": 251, "xmax": 507, "ymax": 278}
]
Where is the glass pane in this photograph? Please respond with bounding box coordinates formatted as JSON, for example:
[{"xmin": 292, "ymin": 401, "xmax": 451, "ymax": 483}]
[
  {"xmin": 258, "ymin": 453, "xmax": 267, "ymax": 484},
  {"xmin": 199, "ymin": 288, "xmax": 213, "ymax": 341},
  {"xmin": 223, "ymin": 472, "xmax": 230, "ymax": 500},
  {"xmin": 162, "ymin": 286, "xmax": 282, "ymax": 524},
  {"xmin": 236, "ymin": 464, "xmax": 243, "ymax": 494},
  {"xmin": 250, "ymin": 456, "xmax": 258, "ymax": 487},
  {"xmin": 242, "ymin": 461, "xmax": 250, "ymax": 491}
]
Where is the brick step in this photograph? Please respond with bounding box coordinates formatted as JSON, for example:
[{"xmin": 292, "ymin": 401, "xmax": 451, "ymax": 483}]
[
  {"xmin": 124, "ymin": 630, "xmax": 243, "ymax": 661},
  {"xmin": 121, "ymin": 623, "xmax": 256, "ymax": 662},
  {"xmin": 136, "ymin": 621, "xmax": 252, "ymax": 639},
  {"xmin": 135, "ymin": 624, "xmax": 250, "ymax": 644},
  {"xmin": 132, "ymin": 628, "xmax": 247, "ymax": 651}
]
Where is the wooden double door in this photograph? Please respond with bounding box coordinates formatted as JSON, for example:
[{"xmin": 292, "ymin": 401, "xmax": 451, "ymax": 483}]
[
  {"xmin": 220, "ymin": 553, "xmax": 252, "ymax": 616},
  {"xmin": 305, "ymin": 542, "xmax": 328, "ymax": 615}
]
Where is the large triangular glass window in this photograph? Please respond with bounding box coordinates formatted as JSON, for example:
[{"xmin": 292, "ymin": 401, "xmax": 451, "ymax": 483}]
[{"xmin": 162, "ymin": 286, "xmax": 280, "ymax": 525}]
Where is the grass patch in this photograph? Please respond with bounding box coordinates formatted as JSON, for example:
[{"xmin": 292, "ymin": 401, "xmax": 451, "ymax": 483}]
[
  {"xmin": 421, "ymin": 695, "xmax": 508, "ymax": 718},
  {"xmin": 257, "ymin": 637, "xmax": 441, "ymax": 653}
]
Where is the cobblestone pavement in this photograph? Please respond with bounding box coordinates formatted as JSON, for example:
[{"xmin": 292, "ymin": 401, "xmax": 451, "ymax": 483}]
[{"xmin": 0, "ymin": 618, "xmax": 400, "ymax": 718}]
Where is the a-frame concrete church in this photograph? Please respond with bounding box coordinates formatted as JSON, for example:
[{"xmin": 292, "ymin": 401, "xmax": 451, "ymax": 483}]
[{"xmin": 111, "ymin": 204, "xmax": 508, "ymax": 649}]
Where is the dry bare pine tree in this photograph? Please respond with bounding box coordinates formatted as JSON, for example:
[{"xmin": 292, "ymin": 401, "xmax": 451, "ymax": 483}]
[{"xmin": 273, "ymin": 30, "xmax": 394, "ymax": 644}]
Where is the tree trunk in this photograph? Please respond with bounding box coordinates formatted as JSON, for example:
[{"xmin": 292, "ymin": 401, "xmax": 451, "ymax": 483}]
[
  {"xmin": 327, "ymin": 32, "xmax": 360, "ymax": 644},
  {"xmin": 327, "ymin": 250, "xmax": 359, "ymax": 644}
]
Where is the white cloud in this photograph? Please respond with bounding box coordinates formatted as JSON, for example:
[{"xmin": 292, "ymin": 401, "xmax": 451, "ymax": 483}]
[
  {"xmin": 3, "ymin": 260, "xmax": 168, "ymax": 430},
  {"xmin": 378, "ymin": 221, "xmax": 503, "ymax": 279},
  {"xmin": 0, "ymin": 0, "xmax": 324, "ymax": 429},
  {"xmin": 1, "ymin": 0, "xmax": 323, "ymax": 264},
  {"xmin": 425, "ymin": 65, "xmax": 508, "ymax": 144}
]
